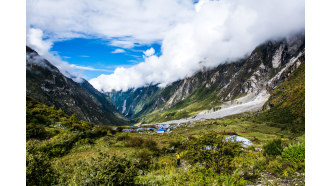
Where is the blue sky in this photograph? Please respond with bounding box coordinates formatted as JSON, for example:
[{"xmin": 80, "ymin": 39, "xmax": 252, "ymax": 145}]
[{"xmin": 50, "ymin": 38, "xmax": 161, "ymax": 80}]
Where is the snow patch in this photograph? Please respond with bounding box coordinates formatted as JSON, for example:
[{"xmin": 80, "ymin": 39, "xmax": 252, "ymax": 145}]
[
  {"xmin": 267, "ymin": 52, "xmax": 303, "ymax": 89},
  {"xmin": 272, "ymin": 44, "xmax": 284, "ymax": 68},
  {"xmin": 122, "ymin": 99, "xmax": 127, "ymax": 113}
]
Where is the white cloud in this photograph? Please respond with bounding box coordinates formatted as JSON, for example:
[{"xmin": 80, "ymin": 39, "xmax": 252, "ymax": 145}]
[
  {"xmin": 89, "ymin": 0, "xmax": 305, "ymax": 92},
  {"xmin": 112, "ymin": 49, "xmax": 125, "ymax": 54},
  {"xmin": 26, "ymin": 28, "xmax": 110, "ymax": 82},
  {"xmin": 27, "ymin": 0, "xmax": 304, "ymax": 91},
  {"xmin": 110, "ymin": 40, "xmax": 136, "ymax": 49},
  {"xmin": 26, "ymin": 28, "xmax": 53, "ymax": 55},
  {"xmin": 79, "ymin": 55, "xmax": 90, "ymax": 58},
  {"xmin": 143, "ymin": 48, "xmax": 155, "ymax": 57},
  {"xmin": 27, "ymin": 0, "xmax": 195, "ymax": 46},
  {"xmin": 69, "ymin": 64, "xmax": 112, "ymax": 72}
]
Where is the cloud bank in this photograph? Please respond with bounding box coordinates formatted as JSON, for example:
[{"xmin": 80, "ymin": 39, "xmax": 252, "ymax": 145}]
[
  {"xmin": 27, "ymin": 0, "xmax": 195, "ymax": 46},
  {"xmin": 27, "ymin": 0, "xmax": 304, "ymax": 91},
  {"xmin": 89, "ymin": 0, "xmax": 305, "ymax": 91},
  {"xmin": 27, "ymin": 28, "xmax": 86, "ymax": 82},
  {"xmin": 27, "ymin": 0, "xmax": 196, "ymax": 82}
]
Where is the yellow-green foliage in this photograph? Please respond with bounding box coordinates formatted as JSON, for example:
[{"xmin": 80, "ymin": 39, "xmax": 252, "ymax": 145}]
[
  {"xmin": 26, "ymin": 96, "xmax": 304, "ymax": 185},
  {"xmin": 257, "ymin": 62, "xmax": 305, "ymax": 133},
  {"xmin": 282, "ymin": 143, "xmax": 305, "ymax": 172}
]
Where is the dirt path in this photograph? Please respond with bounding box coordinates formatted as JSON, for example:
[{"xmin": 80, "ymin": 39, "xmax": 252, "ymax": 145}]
[{"xmin": 252, "ymin": 172, "xmax": 305, "ymax": 186}]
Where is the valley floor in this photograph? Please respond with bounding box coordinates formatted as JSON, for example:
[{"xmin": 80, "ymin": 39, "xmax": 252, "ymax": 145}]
[
  {"xmin": 147, "ymin": 89, "xmax": 269, "ymax": 125},
  {"xmin": 27, "ymin": 111, "xmax": 305, "ymax": 185}
]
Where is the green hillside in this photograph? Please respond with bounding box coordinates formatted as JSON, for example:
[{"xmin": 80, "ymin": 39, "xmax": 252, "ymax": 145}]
[
  {"xmin": 140, "ymin": 86, "xmax": 221, "ymax": 123},
  {"xmin": 256, "ymin": 60, "xmax": 305, "ymax": 134}
]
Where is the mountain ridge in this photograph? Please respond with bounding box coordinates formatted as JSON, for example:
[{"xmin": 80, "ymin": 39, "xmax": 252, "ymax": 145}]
[
  {"xmin": 109, "ymin": 34, "xmax": 305, "ymax": 124},
  {"xmin": 26, "ymin": 46, "xmax": 129, "ymax": 125}
]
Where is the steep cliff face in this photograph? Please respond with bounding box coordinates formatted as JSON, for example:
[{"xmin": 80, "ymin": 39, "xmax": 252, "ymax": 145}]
[
  {"xmin": 110, "ymin": 34, "xmax": 304, "ymax": 123},
  {"xmin": 26, "ymin": 46, "xmax": 129, "ymax": 125}
]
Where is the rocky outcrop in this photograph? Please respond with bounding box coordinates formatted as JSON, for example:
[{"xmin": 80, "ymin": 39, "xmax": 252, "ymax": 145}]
[
  {"xmin": 109, "ymin": 33, "xmax": 305, "ymax": 122},
  {"xmin": 26, "ymin": 46, "xmax": 129, "ymax": 125}
]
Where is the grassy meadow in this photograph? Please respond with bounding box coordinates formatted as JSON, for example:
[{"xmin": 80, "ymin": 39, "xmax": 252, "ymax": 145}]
[{"xmin": 27, "ymin": 96, "xmax": 304, "ymax": 185}]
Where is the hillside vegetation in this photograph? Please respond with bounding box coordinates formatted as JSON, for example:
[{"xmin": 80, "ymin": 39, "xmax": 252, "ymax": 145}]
[
  {"xmin": 26, "ymin": 96, "xmax": 304, "ymax": 185},
  {"xmin": 256, "ymin": 60, "xmax": 305, "ymax": 134}
]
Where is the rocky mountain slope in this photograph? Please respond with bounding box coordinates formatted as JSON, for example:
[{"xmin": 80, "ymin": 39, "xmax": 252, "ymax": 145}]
[
  {"xmin": 257, "ymin": 56, "xmax": 305, "ymax": 134},
  {"xmin": 109, "ymin": 34, "xmax": 304, "ymax": 124},
  {"xmin": 26, "ymin": 46, "xmax": 128, "ymax": 125}
]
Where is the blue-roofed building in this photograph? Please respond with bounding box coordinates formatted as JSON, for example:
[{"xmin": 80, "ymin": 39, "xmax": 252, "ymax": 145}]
[
  {"xmin": 157, "ymin": 128, "xmax": 166, "ymax": 134},
  {"xmin": 123, "ymin": 129, "xmax": 133, "ymax": 132}
]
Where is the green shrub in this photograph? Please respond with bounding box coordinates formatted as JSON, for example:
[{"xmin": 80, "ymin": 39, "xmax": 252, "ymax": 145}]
[
  {"xmin": 266, "ymin": 157, "xmax": 283, "ymax": 175},
  {"xmin": 101, "ymin": 136, "xmax": 113, "ymax": 146},
  {"xmin": 75, "ymin": 138, "xmax": 95, "ymax": 146},
  {"xmin": 116, "ymin": 134, "xmax": 130, "ymax": 141},
  {"xmin": 73, "ymin": 152, "xmax": 138, "ymax": 185},
  {"xmin": 263, "ymin": 139, "xmax": 283, "ymax": 156},
  {"xmin": 184, "ymin": 132, "xmax": 242, "ymax": 174},
  {"xmin": 219, "ymin": 174, "xmax": 248, "ymax": 186},
  {"xmin": 27, "ymin": 132, "xmax": 82, "ymax": 158},
  {"xmin": 135, "ymin": 149, "xmax": 154, "ymax": 169},
  {"xmin": 169, "ymin": 140, "xmax": 184, "ymax": 150},
  {"xmin": 69, "ymin": 113, "xmax": 80, "ymax": 123},
  {"xmin": 26, "ymin": 151, "xmax": 55, "ymax": 185},
  {"xmin": 126, "ymin": 136, "xmax": 144, "ymax": 147},
  {"xmin": 71, "ymin": 123, "xmax": 85, "ymax": 131},
  {"xmin": 232, "ymin": 152, "xmax": 261, "ymax": 182},
  {"xmin": 84, "ymin": 127, "xmax": 108, "ymax": 139},
  {"xmin": 143, "ymin": 138, "xmax": 159, "ymax": 152},
  {"xmin": 282, "ymin": 143, "xmax": 305, "ymax": 171},
  {"xmin": 26, "ymin": 123, "xmax": 49, "ymax": 140}
]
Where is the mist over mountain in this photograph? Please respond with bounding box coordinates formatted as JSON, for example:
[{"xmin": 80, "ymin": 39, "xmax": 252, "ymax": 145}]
[
  {"xmin": 89, "ymin": 0, "xmax": 304, "ymax": 92},
  {"xmin": 109, "ymin": 34, "xmax": 304, "ymax": 124}
]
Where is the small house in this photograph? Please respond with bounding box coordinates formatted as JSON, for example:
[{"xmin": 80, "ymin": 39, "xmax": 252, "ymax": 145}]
[
  {"xmin": 122, "ymin": 129, "xmax": 133, "ymax": 132},
  {"xmin": 157, "ymin": 128, "xmax": 166, "ymax": 134}
]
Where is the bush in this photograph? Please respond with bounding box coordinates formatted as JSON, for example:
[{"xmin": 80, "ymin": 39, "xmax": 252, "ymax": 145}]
[
  {"xmin": 101, "ymin": 136, "xmax": 113, "ymax": 146},
  {"xmin": 143, "ymin": 138, "xmax": 159, "ymax": 152},
  {"xmin": 84, "ymin": 127, "xmax": 108, "ymax": 139},
  {"xmin": 73, "ymin": 152, "xmax": 138, "ymax": 185},
  {"xmin": 27, "ymin": 132, "xmax": 82, "ymax": 158},
  {"xmin": 75, "ymin": 138, "xmax": 95, "ymax": 146},
  {"xmin": 135, "ymin": 149, "xmax": 154, "ymax": 170},
  {"xmin": 169, "ymin": 140, "xmax": 184, "ymax": 151},
  {"xmin": 126, "ymin": 136, "xmax": 144, "ymax": 147},
  {"xmin": 266, "ymin": 157, "xmax": 283, "ymax": 175},
  {"xmin": 26, "ymin": 123, "xmax": 49, "ymax": 140},
  {"xmin": 26, "ymin": 151, "xmax": 55, "ymax": 185},
  {"xmin": 263, "ymin": 139, "xmax": 284, "ymax": 156},
  {"xmin": 116, "ymin": 134, "xmax": 130, "ymax": 141},
  {"xmin": 184, "ymin": 132, "xmax": 242, "ymax": 174},
  {"xmin": 282, "ymin": 143, "xmax": 305, "ymax": 171}
]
